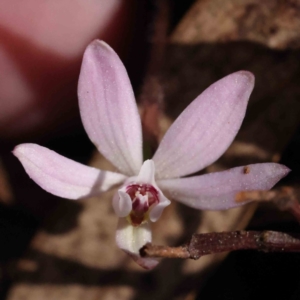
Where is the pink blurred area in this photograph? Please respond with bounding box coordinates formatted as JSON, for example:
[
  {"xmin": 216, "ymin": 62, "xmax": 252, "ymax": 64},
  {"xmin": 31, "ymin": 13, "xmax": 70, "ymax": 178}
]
[{"xmin": 0, "ymin": 0, "xmax": 137, "ymax": 138}]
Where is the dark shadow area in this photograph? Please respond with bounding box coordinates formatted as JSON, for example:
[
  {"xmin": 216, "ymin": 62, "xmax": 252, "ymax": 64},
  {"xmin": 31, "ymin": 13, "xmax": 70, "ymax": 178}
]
[
  {"xmin": 0, "ymin": 203, "xmax": 37, "ymax": 262},
  {"xmin": 0, "ymin": 203, "xmax": 37, "ymax": 298},
  {"xmin": 169, "ymin": 0, "xmax": 195, "ymax": 30},
  {"xmin": 175, "ymin": 203, "xmax": 202, "ymax": 244},
  {"xmin": 126, "ymin": 0, "xmax": 195, "ymax": 93},
  {"xmin": 281, "ymin": 123, "xmax": 300, "ymax": 181},
  {"xmin": 199, "ymin": 246, "xmax": 300, "ymax": 300}
]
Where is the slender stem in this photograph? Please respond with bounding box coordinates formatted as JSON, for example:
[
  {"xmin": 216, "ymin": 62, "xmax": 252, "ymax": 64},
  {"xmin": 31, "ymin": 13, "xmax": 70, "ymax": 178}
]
[
  {"xmin": 140, "ymin": 245, "xmax": 190, "ymax": 259},
  {"xmin": 140, "ymin": 230, "xmax": 300, "ymax": 259}
]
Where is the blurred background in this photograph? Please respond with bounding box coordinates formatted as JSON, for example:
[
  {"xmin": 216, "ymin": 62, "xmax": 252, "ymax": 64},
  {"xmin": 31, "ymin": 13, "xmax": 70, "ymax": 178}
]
[{"xmin": 1, "ymin": 0, "xmax": 300, "ymax": 299}]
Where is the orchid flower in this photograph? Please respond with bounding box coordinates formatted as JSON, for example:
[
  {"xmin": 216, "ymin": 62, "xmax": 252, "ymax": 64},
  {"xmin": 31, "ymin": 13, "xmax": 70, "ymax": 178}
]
[{"xmin": 13, "ymin": 40, "xmax": 290, "ymax": 269}]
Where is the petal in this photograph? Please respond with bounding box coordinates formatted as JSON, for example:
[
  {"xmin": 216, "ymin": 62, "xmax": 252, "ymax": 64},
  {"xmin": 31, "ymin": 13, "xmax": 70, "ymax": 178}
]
[
  {"xmin": 13, "ymin": 143, "xmax": 127, "ymax": 199},
  {"xmin": 78, "ymin": 40, "xmax": 143, "ymax": 176},
  {"xmin": 153, "ymin": 71, "xmax": 255, "ymax": 179},
  {"xmin": 112, "ymin": 189, "xmax": 132, "ymax": 217},
  {"xmin": 116, "ymin": 218, "xmax": 159, "ymax": 269},
  {"xmin": 149, "ymin": 192, "xmax": 170, "ymax": 222},
  {"xmin": 157, "ymin": 163, "xmax": 290, "ymax": 210},
  {"xmin": 136, "ymin": 159, "xmax": 155, "ymax": 185}
]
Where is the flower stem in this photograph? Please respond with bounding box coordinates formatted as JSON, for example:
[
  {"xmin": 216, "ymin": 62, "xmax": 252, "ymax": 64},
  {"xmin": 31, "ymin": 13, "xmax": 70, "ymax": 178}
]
[{"xmin": 140, "ymin": 230, "xmax": 300, "ymax": 259}]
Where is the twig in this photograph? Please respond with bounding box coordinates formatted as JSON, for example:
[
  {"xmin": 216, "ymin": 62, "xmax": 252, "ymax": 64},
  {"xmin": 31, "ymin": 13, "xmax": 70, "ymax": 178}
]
[
  {"xmin": 140, "ymin": 230, "xmax": 300, "ymax": 259},
  {"xmin": 140, "ymin": 244, "xmax": 190, "ymax": 259}
]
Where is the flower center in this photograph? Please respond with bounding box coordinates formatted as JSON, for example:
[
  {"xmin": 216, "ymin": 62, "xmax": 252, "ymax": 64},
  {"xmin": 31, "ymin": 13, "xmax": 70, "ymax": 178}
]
[{"xmin": 126, "ymin": 184, "xmax": 159, "ymax": 226}]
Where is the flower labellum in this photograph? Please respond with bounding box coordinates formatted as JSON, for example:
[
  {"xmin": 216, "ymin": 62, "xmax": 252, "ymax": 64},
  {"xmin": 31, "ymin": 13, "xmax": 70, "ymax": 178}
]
[
  {"xmin": 126, "ymin": 183, "xmax": 159, "ymax": 226},
  {"xmin": 13, "ymin": 40, "xmax": 290, "ymax": 269}
]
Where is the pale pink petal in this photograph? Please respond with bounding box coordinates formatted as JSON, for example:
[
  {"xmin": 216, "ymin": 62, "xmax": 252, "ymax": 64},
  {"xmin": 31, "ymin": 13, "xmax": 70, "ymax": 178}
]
[
  {"xmin": 13, "ymin": 143, "xmax": 127, "ymax": 199},
  {"xmin": 78, "ymin": 40, "xmax": 142, "ymax": 176},
  {"xmin": 153, "ymin": 71, "xmax": 255, "ymax": 179},
  {"xmin": 157, "ymin": 163, "xmax": 290, "ymax": 210},
  {"xmin": 149, "ymin": 192, "xmax": 170, "ymax": 222},
  {"xmin": 116, "ymin": 218, "xmax": 159, "ymax": 269},
  {"xmin": 112, "ymin": 190, "xmax": 132, "ymax": 217},
  {"xmin": 136, "ymin": 160, "xmax": 155, "ymax": 184}
]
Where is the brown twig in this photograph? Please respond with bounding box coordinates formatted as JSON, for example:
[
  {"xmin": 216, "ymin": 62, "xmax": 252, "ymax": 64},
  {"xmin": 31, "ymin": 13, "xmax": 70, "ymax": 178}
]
[{"xmin": 140, "ymin": 230, "xmax": 300, "ymax": 259}]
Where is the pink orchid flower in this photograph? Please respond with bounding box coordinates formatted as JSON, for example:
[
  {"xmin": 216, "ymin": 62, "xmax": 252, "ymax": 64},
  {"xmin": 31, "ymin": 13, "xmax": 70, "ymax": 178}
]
[{"xmin": 13, "ymin": 40, "xmax": 290, "ymax": 269}]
